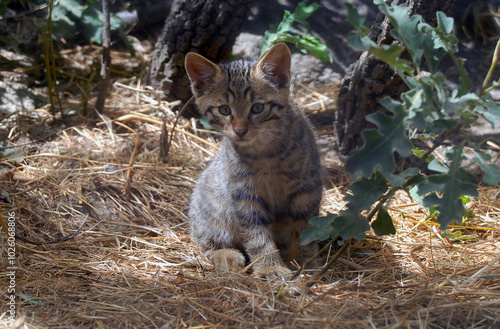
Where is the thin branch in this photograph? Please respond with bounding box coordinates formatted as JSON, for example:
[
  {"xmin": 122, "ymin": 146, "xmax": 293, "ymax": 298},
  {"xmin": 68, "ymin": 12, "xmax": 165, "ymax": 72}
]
[
  {"xmin": 160, "ymin": 96, "xmax": 195, "ymax": 163},
  {"xmin": 480, "ymin": 39, "xmax": 500, "ymax": 95},
  {"xmin": 306, "ymin": 237, "xmax": 353, "ymax": 288},
  {"xmin": 124, "ymin": 134, "xmax": 143, "ymax": 194},
  {"xmin": 43, "ymin": 0, "xmax": 55, "ymax": 116},
  {"xmin": 289, "ymin": 235, "xmax": 340, "ymax": 281},
  {"xmin": 0, "ymin": 213, "xmax": 89, "ymax": 246},
  {"xmin": 95, "ymin": 0, "xmax": 111, "ymax": 114}
]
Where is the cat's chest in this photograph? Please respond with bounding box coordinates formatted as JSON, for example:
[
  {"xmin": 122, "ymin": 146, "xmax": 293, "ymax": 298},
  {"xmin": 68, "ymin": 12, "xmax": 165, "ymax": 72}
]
[
  {"xmin": 225, "ymin": 138, "xmax": 310, "ymax": 207},
  {"xmin": 255, "ymin": 170, "xmax": 288, "ymax": 195},
  {"xmin": 244, "ymin": 160, "xmax": 297, "ymax": 205}
]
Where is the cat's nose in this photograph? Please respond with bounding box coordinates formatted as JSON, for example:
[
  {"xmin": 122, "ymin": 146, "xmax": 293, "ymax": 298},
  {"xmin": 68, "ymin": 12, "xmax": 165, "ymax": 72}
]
[{"xmin": 234, "ymin": 128, "xmax": 248, "ymax": 137}]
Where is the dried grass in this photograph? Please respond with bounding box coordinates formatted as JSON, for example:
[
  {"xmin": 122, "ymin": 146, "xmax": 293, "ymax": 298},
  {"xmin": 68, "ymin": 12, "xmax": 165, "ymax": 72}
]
[{"xmin": 1, "ymin": 50, "xmax": 499, "ymax": 329}]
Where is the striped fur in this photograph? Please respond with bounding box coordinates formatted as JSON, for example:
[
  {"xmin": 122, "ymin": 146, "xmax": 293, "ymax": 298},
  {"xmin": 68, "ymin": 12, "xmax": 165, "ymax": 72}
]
[{"xmin": 186, "ymin": 43, "xmax": 322, "ymax": 278}]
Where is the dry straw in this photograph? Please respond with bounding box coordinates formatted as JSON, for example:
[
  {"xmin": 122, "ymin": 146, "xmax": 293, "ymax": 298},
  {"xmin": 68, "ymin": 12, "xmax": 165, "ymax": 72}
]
[{"xmin": 1, "ymin": 48, "xmax": 499, "ymax": 329}]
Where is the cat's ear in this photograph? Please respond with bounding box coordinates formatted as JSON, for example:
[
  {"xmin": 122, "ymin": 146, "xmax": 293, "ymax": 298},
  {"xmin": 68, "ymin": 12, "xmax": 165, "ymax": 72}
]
[
  {"xmin": 185, "ymin": 53, "xmax": 220, "ymax": 96},
  {"xmin": 256, "ymin": 42, "xmax": 291, "ymax": 89}
]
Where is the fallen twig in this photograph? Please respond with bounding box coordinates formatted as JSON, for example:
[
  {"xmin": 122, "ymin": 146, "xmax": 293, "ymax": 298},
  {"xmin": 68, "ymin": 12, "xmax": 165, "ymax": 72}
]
[{"xmin": 0, "ymin": 213, "xmax": 89, "ymax": 246}]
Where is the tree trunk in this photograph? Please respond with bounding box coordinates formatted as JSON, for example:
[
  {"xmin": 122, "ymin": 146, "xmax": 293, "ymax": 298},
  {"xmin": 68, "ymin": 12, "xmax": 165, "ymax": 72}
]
[
  {"xmin": 335, "ymin": 0, "xmax": 455, "ymax": 155},
  {"xmin": 148, "ymin": 0, "xmax": 252, "ymax": 105}
]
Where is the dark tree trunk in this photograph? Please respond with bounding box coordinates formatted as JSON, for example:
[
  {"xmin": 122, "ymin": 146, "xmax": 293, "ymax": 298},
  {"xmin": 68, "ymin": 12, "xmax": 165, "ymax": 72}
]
[
  {"xmin": 335, "ymin": 0, "xmax": 455, "ymax": 156},
  {"xmin": 148, "ymin": 0, "xmax": 252, "ymax": 104}
]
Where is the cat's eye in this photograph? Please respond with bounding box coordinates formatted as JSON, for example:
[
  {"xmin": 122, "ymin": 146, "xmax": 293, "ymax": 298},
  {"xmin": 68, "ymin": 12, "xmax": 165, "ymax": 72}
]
[
  {"xmin": 251, "ymin": 103, "xmax": 265, "ymax": 114},
  {"xmin": 218, "ymin": 105, "xmax": 231, "ymax": 116}
]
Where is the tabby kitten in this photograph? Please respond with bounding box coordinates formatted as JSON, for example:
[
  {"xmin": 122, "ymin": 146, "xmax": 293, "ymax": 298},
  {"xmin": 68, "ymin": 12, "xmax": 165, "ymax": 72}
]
[{"xmin": 186, "ymin": 43, "xmax": 322, "ymax": 278}]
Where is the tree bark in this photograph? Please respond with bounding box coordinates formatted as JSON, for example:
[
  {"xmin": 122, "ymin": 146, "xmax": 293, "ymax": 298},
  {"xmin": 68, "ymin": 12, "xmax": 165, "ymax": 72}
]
[
  {"xmin": 148, "ymin": 0, "xmax": 252, "ymax": 104},
  {"xmin": 335, "ymin": 0, "xmax": 455, "ymax": 155}
]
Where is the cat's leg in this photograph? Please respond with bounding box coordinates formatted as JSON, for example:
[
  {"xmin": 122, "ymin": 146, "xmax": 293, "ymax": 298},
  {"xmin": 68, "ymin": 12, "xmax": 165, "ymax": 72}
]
[
  {"xmin": 191, "ymin": 220, "xmax": 247, "ymax": 272},
  {"xmin": 283, "ymin": 184, "xmax": 322, "ymax": 269},
  {"xmin": 189, "ymin": 169, "xmax": 250, "ymax": 273},
  {"xmin": 282, "ymin": 220, "xmax": 319, "ymax": 268},
  {"xmin": 242, "ymin": 227, "xmax": 291, "ymax": 279},
  {"xmin": 193, "ymin": 231, "xmax": 247, "ymax": 272},
  {"xmin": 190, "ymin": 200, "xmax": 246, "ymax": 272},
  {"xmin": 205, "ymin": 248, "xmax": 246, "ymax": 272}
]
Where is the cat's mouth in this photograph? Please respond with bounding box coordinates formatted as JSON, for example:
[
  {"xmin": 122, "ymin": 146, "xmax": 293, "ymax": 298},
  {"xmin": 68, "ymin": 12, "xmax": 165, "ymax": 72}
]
[
  {"xmin": 229, "ymin": 134, "xmax": 259, "ymax": 147},
  {"xmin": 232, "ymin": 136, "xmax": 251, "ymax": 144},
  {"xmin": 228, "ymin": 130, "xmax": 254, "ymax": 144}
]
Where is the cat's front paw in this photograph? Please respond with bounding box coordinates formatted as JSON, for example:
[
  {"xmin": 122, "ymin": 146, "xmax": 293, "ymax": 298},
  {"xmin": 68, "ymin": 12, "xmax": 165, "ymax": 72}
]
[
  {"xmin": 206, "ymin": 248, "xmax": 245, "ymax": 272},
  {"xmin": 254, "ymin": 266, "xmax": 292, "ymax": 280}
]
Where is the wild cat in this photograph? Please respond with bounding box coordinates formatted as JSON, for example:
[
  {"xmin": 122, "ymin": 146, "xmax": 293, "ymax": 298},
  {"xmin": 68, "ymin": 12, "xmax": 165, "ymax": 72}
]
[{"xmin": 186, "ymin": 43, "xmax": 323, "ymax": 278}]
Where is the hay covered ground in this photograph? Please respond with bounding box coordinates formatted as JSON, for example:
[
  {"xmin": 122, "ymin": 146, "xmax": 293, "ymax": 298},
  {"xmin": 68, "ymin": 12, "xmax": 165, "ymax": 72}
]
[{"xmin": 1, "ymin": 47, "xmax": 500, "ymax": 329}]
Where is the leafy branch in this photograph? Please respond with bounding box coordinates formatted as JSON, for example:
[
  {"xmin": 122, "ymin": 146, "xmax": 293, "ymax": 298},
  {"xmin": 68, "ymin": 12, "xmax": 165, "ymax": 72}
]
[
  {"xmin": 301, "ymin": 0, "xmax": 500, "ymax": 247},
  {"xmin": 50, "ymin": 0, "xmax": 132, "ymax": 52},
  {"xmin": 261, "ymin": 2, "xmax": 332, "ymax": 62}
]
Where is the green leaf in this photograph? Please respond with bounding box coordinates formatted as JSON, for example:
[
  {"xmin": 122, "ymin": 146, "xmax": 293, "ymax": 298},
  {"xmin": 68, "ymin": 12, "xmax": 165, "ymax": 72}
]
[
  {"xmin": 344, "ymin": 176, "xmax": 388, "ymax": 213},
  {"xmin": 331, "ymin": 210, "xmax": 370, "ymax": 240},
  {"xmin": 375, "ymin": 0, "xmax": 424, "ymax": 65},
  {"xmin": 410, "ymin": 185, "xmax": 424, "ymax": 204},
  {"xmin": 422, "ymin": 193, "xmax": 467, "ymax": 228},
  {"xmin": 388, "ymin": 174, "xmax": 405, "ymax": 187},
  {"xmin": 345, "ymin": 3, "xmax": 370, "ymax": 34},
  {"xmin": 347, "ymin": 30, "xmax": 375, "ymax": 51},
  {"xmin": 387, "ymin": 167, "xmax": 420, "ymax": 187},
  {"xmin": 443, "ymin": 90, "xmax": 480, "ymax": 115},
  {"xmin": 372, "ymin": 207, "xmax": 396, "ymax": 236},
  {"xmin": 475, "ymin": 94, "xmax": 500, "ymax": 127},
  {"xmin": 346, "ymin": 97, "xmax": 412, "ymax": 178},
  {"xmin": 261, "ymin": 1, "xmax": 321, "ymax": 57},
  {"xmin": 457, "ymin": 63, "xmax": 473, "ymax": 96},
  {"xmin": 388, "ymin": 167, "xmax": 420, "ymax": 187},
  {"xmin": 51, "ymin": 5, "xmax": 76, "ymax": 41},
  {"xmin": 464, "ymin": 209, "xmax": 475, "ymax": 221},
  {"xmin": 295, "ymin": 35, "xmax": 333, "ymax": 62},
  {"xmin": 412, "ymin": 148, "xmax": 434, "ymax": 162},
  {"xmin": 416, "ymin": 144, "xmax": 479, "ymax": 229},
  {"xmin": 402, "ymin": 88, "xmax": 424, "ymax": 112},
  {"xmin": 110, "ymin": 12, "xmax": 125, "ymax": 30},
  {"xmin": 290, "ymin": 2, "xmax": 319, "ymax": 27},
  {"xmin": 420, "ymin": 28, "xmax": 447, "ymax": 73},
  {"xmin": 402, "ymin": 167, "xmax": 420, "ymax": 177},
  {"xmin": 404, "ymin": 79, "xmax": 464, "ymax": 134},
  {"xmin": 441, "ymin": 230, "xmax": 462, "ymax": 239},
  {"xmin": 345, "ymin": 2, "xmax": 364, "ymax": 29},
  {"xmin": 301, "ymin": 210, "xmax": 371, "ymax": 244},
  {"xmin": 404, "ymin": 174, "xmax": 426, "ymax": 188},
  {"xmin": 81, "ymin": 7, "xmax": 103, "ymax": 44},
  {"xmin": 370, "ymin": 44, "xmax": 414, "ymax": 74},
  {"xmin": 436, "ymin": 11, "xmax": 454, "ymax": 34},
  {"xmin": 439, "ymin": 39, "xmax": 473, "ymax": 96},
  {"xmin": 427, "ymin": 158, "xmax": 448, "ymax": 173},
  {"xmin": 472, "ymin": 149, "xmax": 500, "ymax": 185},
  {"xmin": 300, "ymin": 213, "xmax": 336, "ymax": 245},
  {"xmin": 59, "ymin": 0, "xmax": 85, "ymax": 18},
  {"xmin": 81, "ymin": 6, "xmax": 123, "ymax": 44}
]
